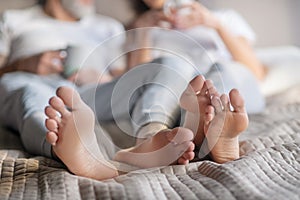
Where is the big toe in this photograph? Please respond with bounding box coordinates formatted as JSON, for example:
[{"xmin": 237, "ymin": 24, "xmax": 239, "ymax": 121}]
[
  {"xmin": 180, "ymin": 75, "xmax": 205, "ymax": 110},
  {"xmin": 229, "ymin": 89, "xmax": 246, "ymax": 113},
  {"xmin": 189, "ymin": 75, "xmax": 206, "ymax": 93},
  {"xmin": 56, "ymin": 86, "xmax": 83, "ymax": 109}
]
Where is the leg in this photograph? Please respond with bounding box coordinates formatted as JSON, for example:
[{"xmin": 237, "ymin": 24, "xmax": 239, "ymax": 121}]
[
  {"xmin": 205, "ymin": 62, "xmax": 265, "ymax": 114},
  {"xmin": 111, "ymin": 57, "xmax": 198, "ymax": 167},
  {"xmin": 79, "ymin": 57, "xmax": 199, "ymax": 168},
  {"xmin": 0, "ymin": 72, "xmax": 68, "ymax": 157},
  {"xmin": 81, "ymin": 57, "xmax": 198, "ymax": 128},
  {"xmin": 45, "ymin": 87, "xmax": 118, "ymax": 180},
  {"xmin": 204, "ymin": 89, "xmax": 248, "ymax": 163}
]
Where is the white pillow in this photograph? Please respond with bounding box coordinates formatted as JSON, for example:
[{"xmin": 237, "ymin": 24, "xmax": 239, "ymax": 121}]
[{"xmin": 256, "ymin": 46, "xmax": 300, "ymax": 96}]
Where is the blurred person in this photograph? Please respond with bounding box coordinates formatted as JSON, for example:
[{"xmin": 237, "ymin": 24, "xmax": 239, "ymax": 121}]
[
  {"xmin": 0, "ymin": 0, "xmax": 249, "ymax": 181},
  {"xmin": 0, "ymin": 0, "xmax": 124, "ymax": 158},
  {"xmin": 128, "ymin": 0, "xmax": 266, "ymax": 113}
]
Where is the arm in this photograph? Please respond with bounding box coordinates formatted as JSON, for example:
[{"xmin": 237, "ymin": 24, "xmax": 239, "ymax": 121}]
[
  {"xmin": 126, "ymin": 29, "xmax": 153, "ymax": 70},
  {"xmin": 215, "ymin": 24, "xmax": 265, "ymax": 80},
  {"xmin": 173, "ymin": 3, "xmax": 265, "ymax": 80},
  {"xmin": 127, "ymin": 10, "xmax": 172, "ymax": 70},
  {"xmin": 0, "ymin": 54, "xmax": 8, "ymax": 75},
  {"xmin": 0, "ymin": 51, "xmax": 65, "ymax": 77},
  {"xmin": 0, "ymin": 54, "xmax": 7, "ymax": 67}
]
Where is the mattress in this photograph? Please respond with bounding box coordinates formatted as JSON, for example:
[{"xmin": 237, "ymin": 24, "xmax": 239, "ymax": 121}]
[{"xmin": 0, "ymin": 82, "xmax": 300, "ymax": 200}]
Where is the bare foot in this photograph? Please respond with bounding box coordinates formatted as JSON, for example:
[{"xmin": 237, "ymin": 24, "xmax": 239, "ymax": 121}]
[
  {"xmin": 180, "ymin": 75, "xmax": 219, "ymax": 146},
  {"xmin": 114, "ymin": 127, "xmax": 195, "ymax": 168},
  {"xmin": 204, "ymin": 89, "xmax": 249, "ymax": 163},
  {"xmin": 45, "ymin": 86, "xmax": 118, "ymax": 180}
]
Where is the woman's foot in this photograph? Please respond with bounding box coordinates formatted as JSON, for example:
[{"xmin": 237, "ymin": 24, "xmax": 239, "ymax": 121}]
[
  {"xmin": 45, "ymin": 86, "xmax": 118, "ymax": 180},
  {"xmin": 114, "ymin": 127, "xmax": 195, "ymax": 168},
  {"xmin": 204, "ymin": 89, "xmax": 249, "ymax": 163},
  {"xmin": 180, "ymin": 75, "xmax": 219, "ymax": 146}
]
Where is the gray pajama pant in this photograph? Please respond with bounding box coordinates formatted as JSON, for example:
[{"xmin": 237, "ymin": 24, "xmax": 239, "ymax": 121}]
[{"xmin": 0, "ymin": 57, "xmax": 265, "ymax": 158}]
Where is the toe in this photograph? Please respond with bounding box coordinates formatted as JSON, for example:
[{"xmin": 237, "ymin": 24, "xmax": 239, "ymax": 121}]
[
  {"xmin": 189, "ymin": 75, "xmax": 206, "ymax": 93},
  {"xmin": 207, "ymin": 86, "xmax": 218, "ymax": 99},
  {"xmin": 211, "ymin": 96, "xmax": 223, "ymax": 113},
  {"xmin": 178, "ymin": 157, "xmax": 189, "ymax": 165},
  {"xmin": 45, "ymin": 118, "xmax": 58, "ymax": 132},
  {"xmin": 45, "ymin": 106, "xmax": 58, "ymax": 119},
  {"xmin": 181, "ymin": 142, "xmax": 195, "ymax": 158},
  {"xmin": 166, "ymin": 128, "xmax": 194, "ymax": 144},
  {"xmin": 204, "ymin": 105, "xmax": 214, "ymax": 134},
  {"xmin": 173, "ymin": 141, "xmax": 194, "ymax": 159},
  {"xmin": 56, "ymin": 86, "xmax": 82, "ymax": 109},
  {"xmin": 45, "ymin": 106, "xmax": 61, "ymax": 123},
  {"xmin": 49, "ymin": 96, "xmax": 70, "ymax": 117},
  {"xmin": 180, "ymin": 75, "xmax": 205, "ymax": 110},
  {"xmin": 229, "ymin": 89, "xmax": 246, "ymax": 113},
  {"xmin": 187, "ymin": 142, "xmax": 195, "ymax": 152},
  {"xmin": 199, "ymin": 79, "xmax": 211, "ymax": 96},
  {"xmin": 220, "ymin": 94, "xmax": 230, "ymax": 111},
  {"xmin": 46, "ymin": 131, "xmax": 58, "ymax": 146},
  {"xmin": 205, "ymin": 105, "xmax": 215, "ymax": 122},
  {"xmin": 183, "ymin": 151, "xmax": 195, "ymax": 160}
]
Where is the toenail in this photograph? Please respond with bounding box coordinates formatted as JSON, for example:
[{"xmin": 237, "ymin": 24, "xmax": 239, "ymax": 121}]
[{"xmin": 195, "ymin": 90, "xmax": 201, "ymax": 96}]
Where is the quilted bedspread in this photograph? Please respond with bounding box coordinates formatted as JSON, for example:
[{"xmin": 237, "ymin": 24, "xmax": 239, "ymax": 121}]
[{"xmin": 0, "ymin": 84, "xmax": 300, "ymax": 200}]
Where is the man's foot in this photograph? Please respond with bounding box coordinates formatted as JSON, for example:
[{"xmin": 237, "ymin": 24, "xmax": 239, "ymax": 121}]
[
  {"xmin": 204, "ymin": 89, "xmax": 249, "ymax": 163},
  {"xmin": 114, "ymin": 127, "xmax": 195, "ymax": 168},
  {"xmin": 45, "ymin": 86, "xmax": 118, "ymax": 180},
  {"xmin": 180, "ymin": 75, "xmax": 219, "ymax": 146}
]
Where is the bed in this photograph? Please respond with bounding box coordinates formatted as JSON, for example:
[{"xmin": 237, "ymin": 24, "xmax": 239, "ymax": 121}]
[{"xmin": 0, "ymin": 46, "xmax": 300, "ymax": 199}]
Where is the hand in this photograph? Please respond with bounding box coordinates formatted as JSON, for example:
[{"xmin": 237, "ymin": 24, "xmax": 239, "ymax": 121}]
[
  {"xmin": 133, "ymin": 9, "xmax": 172, "ymax": 28},
  {"xmin": 33, "ymin": 51, "xmax": 66, "ymax": 75},
  {"xmin": 171, "ymin": 2, "xmax": 220, "ymax": 30},
  {"xmin": 14, "ymin": 51, "xmax": 66, "ymax": 75},
  {"xmin": 68, "ymin": 68, "xmax": 113, "ymax": 86}
]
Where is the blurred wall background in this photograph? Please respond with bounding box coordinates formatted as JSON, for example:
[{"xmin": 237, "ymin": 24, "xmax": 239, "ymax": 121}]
[
  {"xmin": 0, "ymin": 0, "xmax": 299, "ymax": 47},
  {"xmin": 202, "ymin": 0, "xmax": 300, "ymax": 47}
]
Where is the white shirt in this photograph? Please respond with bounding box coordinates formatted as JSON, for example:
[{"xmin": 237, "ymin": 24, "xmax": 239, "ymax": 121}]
[
  {"xmin": 0, "ymin": 5, "xmax": 125, "ymax": 70},
  {"xmin": 149, "ymin": 9, "xmax": 256, "ymax": 73}
]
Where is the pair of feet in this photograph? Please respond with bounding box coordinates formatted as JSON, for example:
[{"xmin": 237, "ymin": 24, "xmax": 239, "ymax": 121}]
[{"xmin": 45, "ymin": 75, "xmax": 248, "ymax": 180}]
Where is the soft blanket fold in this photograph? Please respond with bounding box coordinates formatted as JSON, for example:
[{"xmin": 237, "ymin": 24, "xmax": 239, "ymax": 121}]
[{"xmin": 0, "ymin": 85, "xmax": 300, "ymax": 200}]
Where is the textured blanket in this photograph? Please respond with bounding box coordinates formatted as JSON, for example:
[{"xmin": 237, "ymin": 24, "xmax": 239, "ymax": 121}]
[{"xmin": 0, "ymin": 85, "xmax": 300, "ymax": 200}]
